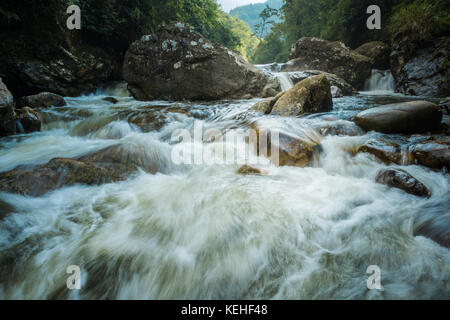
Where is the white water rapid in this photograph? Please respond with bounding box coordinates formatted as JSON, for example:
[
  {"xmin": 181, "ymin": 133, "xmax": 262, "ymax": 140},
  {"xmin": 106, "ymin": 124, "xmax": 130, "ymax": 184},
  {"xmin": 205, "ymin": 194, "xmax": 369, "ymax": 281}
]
[{"xmin": 0, "ymin": 84, "xmax": 448, "ymax": 300}]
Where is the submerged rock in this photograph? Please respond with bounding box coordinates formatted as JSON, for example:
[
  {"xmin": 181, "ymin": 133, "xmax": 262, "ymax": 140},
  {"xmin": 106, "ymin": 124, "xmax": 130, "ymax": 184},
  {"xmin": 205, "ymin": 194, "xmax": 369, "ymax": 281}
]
[
  {"xmin": 16, "ymin": 107, "xmax": 41, "ymax": 133},
  {"xmin": 252, "ymin": 122, "xmax": 322, "ymax": 167},
  {"xmin": 314, "ymin": 120, "xmax": 364, "ymax": 137},
  {"xmin": 355, "ymin": 41, "xmax": 391, "ymax": 70},
  {"xmin": 353, "ymin": 101, "xmax": 442, "ymax": 134},
  {"xmin": 0, "ymin": 77, "xmax": 16, "ymax": 137},
  {"xmin": 123, "ymin": 22, "xmax": 275, "ymax": 101},
  {"xmin": 375, "ymin": 168, "xmax": 431, "ymax": 197},
  {"xmin": 0, "ymin": 144, "xmax": 162, "ymax": 196},
  {"xmin": 284, "ymin": 37, "xmax": 372, "ymax": 89},
  {"xmin": 237, "ymin": 165, "xmax": 263, "ymax": 175},
  {"xmin": 103, "ymin": 97, "xmax": 119, "ymax": 104},
  {"xmin": 17, "ymin": 92, "xmax": 66, "ymax": 109},
  {"xmin": 126, "ymin": 111, "xmax": 167, "ymax": 133},
  {"xmin": 270, "ymin": 74, "xmax": 333, "ymax": 117}
]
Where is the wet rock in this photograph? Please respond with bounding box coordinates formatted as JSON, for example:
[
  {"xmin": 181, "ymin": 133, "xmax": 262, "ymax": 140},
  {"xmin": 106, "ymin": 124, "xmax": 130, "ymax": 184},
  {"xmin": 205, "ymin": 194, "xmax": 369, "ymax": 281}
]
[
  {"xmin": 390, "ymin": 35, "xmax": 449, "ymax": 97},
  {"xmin": 123, "ymin": 22, "xmax": 274, "ymax": 101},
  {"xmin": 0, "ymin": 144, "xmax": 161, "ymax": 196},
  {"xmin": 17, "ymin": 107, "xmax": 41, "ymax": 133},
  {"xmin": 289, "ymin": 70, "xmax": 357, "ymax": 96},
  {"xmin": 353, "ymin": 101, "xmax": 442, "ymax": 134},
  {"xmin": 103, "ymin": 97, "xmax": 119, "ymax": 104},
  {"xmin": 0, "ymin": 159, "xmax": 117, "ymax": 197},
  {"xmin": 411, "ymin": 140, "xmax": 450, "ymax": 170},
  {"xmin": 0, "ymin": 77, "xmax": 16, "ymax": 137},
  {"xmin": 17, "ymin": 92, "xmax": 66, "ymax": 109},
  {"xmin": 250, "ymin": 99, "xmax": 273, "ymax": 114},
  {"xmin": 237, "ymin": 165, "xmax": 263, "ymax": 175},
  {"xmin": 355, "ymin": 41, "xmax": 391, "ymax": 70},
  {"xmin": 284, "ymin": 37, "xmax": 372, "ymax": 89},
  {"xmin": 127, "ymin": 111, "xmax": 167, "ymax": 132},
  {"xmin": 357, "ymin": 137, "xmax": 405, "ymax": 164},
  {"xmin": 270, "ymin": 75, "xmax": 333, "ymax": 117},
  {"xmin": 375, "ymin": 168, "xmax": 431, "ymax": 197}
]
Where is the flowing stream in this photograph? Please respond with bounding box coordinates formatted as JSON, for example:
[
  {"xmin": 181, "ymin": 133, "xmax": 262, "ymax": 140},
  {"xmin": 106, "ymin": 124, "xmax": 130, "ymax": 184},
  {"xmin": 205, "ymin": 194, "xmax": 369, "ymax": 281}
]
[{"xmin": 0, "ymin": 84, "xmax": 449, "ymax": 300}]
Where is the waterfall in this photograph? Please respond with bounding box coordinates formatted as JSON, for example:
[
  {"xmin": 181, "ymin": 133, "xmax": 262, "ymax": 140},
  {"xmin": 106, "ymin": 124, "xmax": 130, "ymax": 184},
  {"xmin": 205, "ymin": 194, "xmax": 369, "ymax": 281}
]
[
  {"xmin": 275, "ymin": 72, "xmax": 294, "ymax": 91},
  {"xmin": 16, "ymin": 120, "xmax": 25, "ymax": 134},
  {"xmin": 363, "ymin": 69, "xmax": 396, "ymax": 93}
]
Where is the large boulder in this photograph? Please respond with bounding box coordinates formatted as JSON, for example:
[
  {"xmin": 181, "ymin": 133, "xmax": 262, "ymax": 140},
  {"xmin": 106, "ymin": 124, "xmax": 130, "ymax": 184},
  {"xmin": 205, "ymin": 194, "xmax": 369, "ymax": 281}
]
[
  {"xmin": 288, "ymin": 70, "xmax": 357, "ymax": 96},
  {"xmin": 375, "ymin": 168, "xmax": 431, "ymax": 197},
  {"xmin": 17, "ymin": 92, "xmax": 66, "ymax": 109},
  {"xmin": 268, "ymin": 75, "xmax": 333, "ymax": 117},
  {"xmin": 353, "ymin": 101, "xmax": 442, "ymax": 134},
  {"xmin": 355, "ymin": 41, "xmax": 391, "ymax": 70},
  {"xmin": 123, "ymin": 22, "xmax": 275, "ymax": 101},
  {"xmin": 0, "ymin": 77, "xmax": 16, "ymax": 137},
  {"xmin": 390, "ymin": 34, "xmax": 449, "ymax": 97},
  {"xmin": 283, "ymin": 37, "xmax": 372, "ymax": 89}
]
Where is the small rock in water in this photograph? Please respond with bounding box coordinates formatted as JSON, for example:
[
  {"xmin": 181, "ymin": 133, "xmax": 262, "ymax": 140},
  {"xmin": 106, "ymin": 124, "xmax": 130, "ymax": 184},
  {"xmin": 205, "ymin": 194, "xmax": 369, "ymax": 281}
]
[
  {"xmin": 237, "ymin": 165, "xmax": 263, "ymax": 175},
  {"xmin": 103, "ymin": 97, "xmax": 119, "ymax": 104},
  {"xmin": 375, "ymin": 168, "xmax": 431, "ymax": 197}
]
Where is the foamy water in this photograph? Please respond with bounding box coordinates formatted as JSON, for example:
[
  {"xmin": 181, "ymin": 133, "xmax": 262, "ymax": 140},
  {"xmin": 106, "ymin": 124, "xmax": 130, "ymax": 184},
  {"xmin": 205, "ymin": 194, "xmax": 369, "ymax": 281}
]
[{"xmin": 0, "ymin": 85, "xmax": 449, "ymax": 300}]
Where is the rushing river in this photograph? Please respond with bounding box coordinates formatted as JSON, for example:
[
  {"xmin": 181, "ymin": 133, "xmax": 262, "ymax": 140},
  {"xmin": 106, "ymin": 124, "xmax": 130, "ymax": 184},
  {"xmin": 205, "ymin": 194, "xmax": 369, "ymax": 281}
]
[{"xmin": 0, "ymin": 83, "xmax": 449, "ymax": 300}]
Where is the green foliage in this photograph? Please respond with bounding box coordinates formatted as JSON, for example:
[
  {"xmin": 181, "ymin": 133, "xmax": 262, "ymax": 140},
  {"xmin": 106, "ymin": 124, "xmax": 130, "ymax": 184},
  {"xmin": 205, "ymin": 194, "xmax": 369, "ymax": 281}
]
[
  {"xmin": 255, "ymin": 5, "xmax": 280, "ymax": 38},
  {"xmin": 250, "ymin": 24, "xmax": 289, "ymax": 64},
  {"xmin": 0, "ymin": 8, "xmax": 20, "ymax": 25},
  {"xmin": 251, "ymin": 0, "xmax": 449, "ymax": 64},
  {"xmin": 387, "ymin": 0, "xmax": 450, "ymax": 40}
]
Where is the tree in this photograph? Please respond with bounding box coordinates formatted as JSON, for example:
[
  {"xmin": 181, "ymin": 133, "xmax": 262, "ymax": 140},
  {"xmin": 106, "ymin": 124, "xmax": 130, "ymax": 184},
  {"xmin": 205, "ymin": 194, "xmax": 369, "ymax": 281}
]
[{"xmin": 255, "ymin": 5, "xmax": 279, "ymax": 38}]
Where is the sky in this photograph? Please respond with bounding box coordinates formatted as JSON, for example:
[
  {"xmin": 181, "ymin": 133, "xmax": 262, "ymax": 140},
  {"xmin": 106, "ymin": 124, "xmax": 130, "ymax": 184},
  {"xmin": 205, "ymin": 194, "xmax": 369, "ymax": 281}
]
[{"xmin": 217, "ymin": 0, "xmax": 266, "ymax": 13}]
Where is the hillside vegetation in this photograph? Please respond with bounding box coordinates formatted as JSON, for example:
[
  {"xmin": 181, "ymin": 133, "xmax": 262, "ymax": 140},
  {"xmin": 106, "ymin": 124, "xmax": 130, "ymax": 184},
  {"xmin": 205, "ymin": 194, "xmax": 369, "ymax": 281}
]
[{"xmin": 250, "ymin": 0, "xmax": 450, "ymax": 64}]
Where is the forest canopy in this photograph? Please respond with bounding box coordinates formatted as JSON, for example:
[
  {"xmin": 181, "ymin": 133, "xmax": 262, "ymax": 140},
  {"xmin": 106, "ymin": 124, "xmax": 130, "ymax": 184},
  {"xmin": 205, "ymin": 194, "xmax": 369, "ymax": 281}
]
[
  {"xmin": 0, "ymin": 0, "xmax": 259, "ymax": 61},
  {"xmin": 250, "ymin": 0, "xmax": 450, "ymax": 64}
]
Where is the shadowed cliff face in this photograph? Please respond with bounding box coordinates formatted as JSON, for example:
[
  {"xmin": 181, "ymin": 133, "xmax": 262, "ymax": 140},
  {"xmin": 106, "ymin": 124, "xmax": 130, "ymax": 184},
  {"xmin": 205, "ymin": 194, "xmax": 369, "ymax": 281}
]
[{"xmin": 0, "ymin": 1, "xmax": 121, "ymax": 98}]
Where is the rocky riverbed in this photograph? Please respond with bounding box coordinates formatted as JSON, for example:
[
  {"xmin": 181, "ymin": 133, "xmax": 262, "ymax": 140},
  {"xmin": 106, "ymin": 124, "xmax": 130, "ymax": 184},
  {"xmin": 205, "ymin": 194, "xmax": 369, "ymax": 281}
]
[
  {"xmin": 0, "ymin": 81, "xmax": 449, "ymax": 299},
  {"xmin": 0, "ymin": 21, "xmax": 449, "ymax": 300}
]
